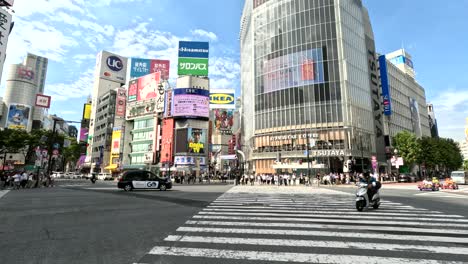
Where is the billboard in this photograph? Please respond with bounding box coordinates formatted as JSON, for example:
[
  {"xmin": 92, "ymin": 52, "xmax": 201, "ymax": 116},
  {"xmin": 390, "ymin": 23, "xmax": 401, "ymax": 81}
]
[
  {"xmin": 35, "ymin": 94, "xmax": 51, "ymax": 108},
  {"xmin": 210, "ymin": 89, "xmax": 235, "ymax": 109},
  {"xmin": 130, "ymin": 58, "xmax": 170, "ymax": 80},
  {"xmin": 187, "ymin": 128, "xmax": 207, "ymax": 154},
  {"xmin": 178, "ymin": 58, "xmax": 208, "ymax": 76},
  {"xmin": 409, "ymin": 97, "xmax": 422, "ymax": 137},
  {"xmin": 97, "ymin": 51, "xmax": 127, "ymax": 83},
  {"xmin": 16, "ymin": 66, "xmax": 35, "ymax": 82},
  {"xmin": 379, "ymin": 55, "xmax": 392, "ymax": 116},
  {"xmin": 175, "ymin": 129, "xmax": 188, "ymax": 153},
  {"xmin": 82, "ymin": 103, "xmax": 91, "ymax": 120},
  {"xmin": 79, "ymin": 128, "xmax": 89, "ymax": 142},
  {"xmin": 263, "ymin": 48, "xmax": 325, "ymax": 93},
  {"xmin": 126, "ymin": 100, "xmax": 159, "ymax": 120},
  {"xmin": 6, "ymin": 104, "xmax": 30, "ymax": 130},
  {"xmin": 128, "ymin": 79, "xmax": 138, "ymax": 102},
  {"xmin": 172, "ymin": 88, "xmax": 210, "ymax": 118},
  {"xmin": 213, "ymin": 109, "xmax": 234, "ymax": 135},
  {"xmin": 137, "ymin": 72, "xmax": 161, "ymax": 101},
  {"xmin": 160, "ymin": 118, "xmax": 174, "ymax": 163},
  {"xmin": 0, "ymin": 9, "xmax": 12, "ymax": 81},
  {"xmin": 178, "ymin": 41, "xmax": 209, "ymax": 76},
  {"xmin": 115, "ymin": 88, "xmax": 126, "ymax": 117},
  {"xmin": 111, "ymin": 128, "xmax": 122, "ymax": 155}
]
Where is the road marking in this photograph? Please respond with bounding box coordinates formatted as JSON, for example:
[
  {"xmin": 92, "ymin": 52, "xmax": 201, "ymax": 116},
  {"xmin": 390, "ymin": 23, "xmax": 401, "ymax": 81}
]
[
  {"xmin": 415, "ymin": 192, "xmax": 468, "ymax": 199},
  {"xmin": 202, "ymin": 208, "xmax": 460, "ymax": 218},
  {"xmin": 0, "ymin": 190, "xmax": 10, "ymax": 199},
  {"xmin": 165, "ymin": 235, "xmax": 468, "ymax": 255},
  {"xmin": 185, "ymin": 220, "xmax": 468, "ymax": 235},
  {"xmin": 148, "ymin": 246, "xmax": 466, "ymax": 264},
  {"xmin": 207, "ymin": 205, "xmax": 439, "ymax": 213},
  {"xmin": 176, "ymin": 226, "xmax": 468, "ymax": 244},
  {"xmin": 192, "ymin": 215, "xmax": 468, "ymax": 228}
]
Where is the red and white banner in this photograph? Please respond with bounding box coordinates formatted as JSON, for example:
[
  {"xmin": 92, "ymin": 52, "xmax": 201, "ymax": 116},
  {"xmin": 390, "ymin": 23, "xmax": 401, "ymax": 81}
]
[{"xmin": 35, "ymin": 94, "xmax": 51, "ymax": 108}]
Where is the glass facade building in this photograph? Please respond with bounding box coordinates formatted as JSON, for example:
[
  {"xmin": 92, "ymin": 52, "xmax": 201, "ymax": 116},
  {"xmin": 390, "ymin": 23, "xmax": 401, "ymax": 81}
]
[{"xmin": 241, "ymin": 0, "xmax": 390, "ymax": 175}]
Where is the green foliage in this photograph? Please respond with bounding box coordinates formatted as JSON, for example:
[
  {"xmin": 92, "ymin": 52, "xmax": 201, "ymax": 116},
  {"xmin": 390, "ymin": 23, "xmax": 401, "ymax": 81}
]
[
  {"xmin": 392, "ymin": 131, "xmax": 420, "ymax": 165},
  {"xmin": 393, "ymin": 131, "xmax": 463, "ymax": 173},
  {"xmin": 463, "ymin": 160, "xmax": 468, "ymax": 171}
]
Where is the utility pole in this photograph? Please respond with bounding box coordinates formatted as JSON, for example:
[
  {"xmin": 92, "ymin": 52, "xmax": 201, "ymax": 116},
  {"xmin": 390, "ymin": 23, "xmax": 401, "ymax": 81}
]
[
  {"xmin": 47, "ymin": 119, "xmax": 59, "ymax": 176},
  {"xmin": 360, "ymin": 130, "xmax": 364, "ymax": 172}
]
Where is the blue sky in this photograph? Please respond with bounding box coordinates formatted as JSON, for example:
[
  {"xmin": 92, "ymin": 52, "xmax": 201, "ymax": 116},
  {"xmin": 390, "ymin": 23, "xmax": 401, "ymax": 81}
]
[{"xmin": 1, "ymin": 0, "xmax": 467, "ymax": 141}]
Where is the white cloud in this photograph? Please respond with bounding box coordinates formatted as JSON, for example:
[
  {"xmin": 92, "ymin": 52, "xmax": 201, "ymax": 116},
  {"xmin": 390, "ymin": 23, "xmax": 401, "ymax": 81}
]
[
  {"xmin": 430, "ymin": 89, "xmax": 468, "ymax": 141},
  {"xmin": 73, "ymin": 54, "xmax": 96, "ymax": 60},
  {"xmin": 14, "ymin": 0, "xmax": 85, "ymax": 17},
  {"xmin": 191, "ymin": 29, "xmax": 218, "ymax": 41},
  {"xmin": 44, "ymin": 69, "xmax": 94, "ymax": 101},
  {"xmin": 209, "ymin": 57, "xmax": 240, "ymax": 88}
]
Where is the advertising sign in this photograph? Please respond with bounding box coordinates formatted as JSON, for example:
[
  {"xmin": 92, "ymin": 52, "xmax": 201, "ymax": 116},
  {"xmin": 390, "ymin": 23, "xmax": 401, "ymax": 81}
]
[
  {"xmin": 111, "ymin": 128, "xmax": 121, "ymax": 155},
  {"xmin": 137, "ymin": 72, "xmax": 161, "ymax": 101},
  {"xmin": 82, "ymin": 103, "xmax": 91, "ymax": 120},
  {"xmin": 130, "ymin": 58, "xmax": 151, "ymax": 79},
  {"xmin": 160, "ymin": 118, "xmax": 174, "ymax": 163},
  {"xmin": 126, "ymin": 100, "xmax": 159, "ymax": 120},
  {"xmin": 79, "ymin": 128, "xmax": 89, "ymax": 142},
  {"xmin": 178, "ymin": 41, "xmax": 209, "ymax": 58},
  {"xmin": 0, "ymin": 9, "xmax": 12, "ymax": 81},
  {"xmin": 213, "ymin": 109, "xmax": 234, "ymax": 135},
  {"xmin": 174, "ymin": 156, "xmax": 206, "ymax": 166},
  {"xmin": 187, "ymin": 128, "xmax": 207, "ymax": 154},
  {"xmin": 35, "ymin": 94, "xmax": 51, "ymax": 108},
  {"xmin": 409, "ymin": 97, "xmax": 422, "ymax": 137},
  {"xmin": 16, "ymin": 66, "xmax": 35, "ymax": 81},
  {"xmin": 6, "ymin": 104, "xmax": 30, "ymax": 130},
  {"xmin": 178, "ymin": 57, "xmax": 208, "ymax": 76},
  {"xmin": 97, "ymin": 51, "xmax": 127, "ymax": 83},
  {"xmin": 210, "ymin": 89, "xmax": 235, "ymax": 109},
  {"xmin": 115, "ymin": 88, "xmax": 126, "ymax": 117},
  {"xmin": 263, "ymin": 48, "xmax": 325, "ymax": 93},
  {"xmin": 379, "ymin": 55, "xmax": 392, "ymax": 116},
  {"xmin": 150, "ymin": 59, "xmax": 170, "ymax": 80},
  {"xmin": 172, "ymin": 88, "xmax": 210, "ymax": 118},
  {"xmin": 178, "ymin": 41, "xmax": 209, "ymax": 76},
  {"xmin": 128, "ymin": 79, "xmax": 138, "ymax": 102}
]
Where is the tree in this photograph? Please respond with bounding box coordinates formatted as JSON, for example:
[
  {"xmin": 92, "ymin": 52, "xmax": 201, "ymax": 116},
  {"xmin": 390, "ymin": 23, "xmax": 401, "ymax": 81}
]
[
  {"xmin": 62, "ymin": 141, "xmax": 83, "ymax": 171},
  {"xmin": 393, "ymin": 131, "xmax": 420, "ymax": 166},
  {"xmin": 463, "ymin": 160, "xmax": 468, "ymax": 171}
]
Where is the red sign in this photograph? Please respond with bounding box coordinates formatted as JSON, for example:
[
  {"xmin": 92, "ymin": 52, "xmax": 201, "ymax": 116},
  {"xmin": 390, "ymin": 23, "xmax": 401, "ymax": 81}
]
[
  {"xmin": 150, "ymin": 60, "xmax": 170, "ymax": 80},
  {"xmin": 160, "ymin": 118, "xmax": 174, "ymax": 163},
  {"xmin": 35, "ymin": 94, "xmax": 51, "ymax": 108},
  {"xmin": 137, "ymin": 72, "xmax": 161, "ymax": 101},
  {"xmin": 17, "ymin": 67, "xmax": 34, "ymax": 81},
  {"xmin": 115, "ymin": 88, "xmax": 126, "ymax": 117}
]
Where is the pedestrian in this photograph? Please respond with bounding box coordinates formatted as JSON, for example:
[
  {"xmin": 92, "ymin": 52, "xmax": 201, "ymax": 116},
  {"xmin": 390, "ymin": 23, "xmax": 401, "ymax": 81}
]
[
  {"xmin": 292, "ymin": 174, "xmax": 296, "ymax": 185},
  {"xmin": 21, "ymin": 171, "xmax": 28, "ymax": 188},
  {"xmin": 0, "ymin": 173, "xmax": 6, "ymax": 189},
  {"xmin": 250, "ymin": 173, "xmax": 254, "ymax": 186},
  {"xmin": 13, "ymin": 171, "xmax": 22, "ymax": 190}
]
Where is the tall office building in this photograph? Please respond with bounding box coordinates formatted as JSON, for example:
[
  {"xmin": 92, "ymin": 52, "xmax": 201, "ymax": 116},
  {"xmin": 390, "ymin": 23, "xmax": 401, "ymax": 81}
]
[
  {"xmin": 240, "ymin": 0, "xmax": 430, "ymax": 175},
  {"xmin": 86, "ymin": 51, "xmax": 127, "ymax": 173},
  {"xmin": 1, "ymin": 53, "xmax": 48, "ymax": 131}
]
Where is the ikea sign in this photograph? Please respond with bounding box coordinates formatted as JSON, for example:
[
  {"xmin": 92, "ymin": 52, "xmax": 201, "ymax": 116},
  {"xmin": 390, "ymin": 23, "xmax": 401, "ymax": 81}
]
[{"xmin": 210, "ymin": 89, "xmax": 235, "ymax": 109}]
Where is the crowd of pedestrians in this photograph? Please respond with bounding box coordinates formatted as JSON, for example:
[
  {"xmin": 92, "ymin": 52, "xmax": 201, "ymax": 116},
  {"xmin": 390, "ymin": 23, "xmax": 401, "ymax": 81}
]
[{"xmin": 0, "ymin": 171, "xmax": 54, "ymax": 190}]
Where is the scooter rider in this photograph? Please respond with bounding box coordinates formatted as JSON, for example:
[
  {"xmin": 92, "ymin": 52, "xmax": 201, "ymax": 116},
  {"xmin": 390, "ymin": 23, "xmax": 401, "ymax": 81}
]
[{"xmin": 359, "ymin": 172, "xmax": 380, "ymax": 200}]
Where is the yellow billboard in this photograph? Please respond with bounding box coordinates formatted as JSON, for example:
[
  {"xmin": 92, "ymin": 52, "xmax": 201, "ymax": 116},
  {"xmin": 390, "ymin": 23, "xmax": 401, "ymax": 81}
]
[{"xmin": 83, "ymin": 103, "xmax": 92, "ymax": 120}]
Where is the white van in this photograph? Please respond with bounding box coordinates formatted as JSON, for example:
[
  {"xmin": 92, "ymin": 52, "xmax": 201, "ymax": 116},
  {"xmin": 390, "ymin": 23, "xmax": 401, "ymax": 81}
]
[{"xmin": 450, "ymin": 171, "xmax": 468, "ymax": 185}]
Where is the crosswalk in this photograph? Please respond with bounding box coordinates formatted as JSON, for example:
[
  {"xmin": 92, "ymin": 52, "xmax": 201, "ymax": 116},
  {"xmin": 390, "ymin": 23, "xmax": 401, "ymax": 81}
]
[
  {"xmin": 415, "ymin": 190, "xmax": 468, "ymax": 199},
  {"xmin": 135, "ymin": 188, "xmax": 468, "ymax": 264}
]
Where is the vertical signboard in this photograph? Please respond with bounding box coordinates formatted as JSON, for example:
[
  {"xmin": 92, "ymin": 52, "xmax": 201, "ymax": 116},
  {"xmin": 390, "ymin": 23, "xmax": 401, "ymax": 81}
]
[
  {"xmin": 6, "ymin": 104, "xmax": 30, "ymax": 130},
  {"xmin": 79, "ymin": 128, "xmax": 89, "ymax": 142},
  {"xmin": 128, "ymin": 79, "xmax": 138, "ymax": 102},
  {"xmin": 111, "ymin": 128, "xmax": 121, "ymax": 155},
  {"xmin": 409, "ymin": 97, "xmax": 422, "ymax": 137},
  {"xmin": 379, "ymin": 55, "xmax": 392, "ymax": 116},
  {"xmin": 82, "ymin": 103, "xmax": 91, "ymax": 120},
  {"xmin": 115, "ymin": 88, "xmax": 126, "ymax": 117},
  {"xmin": 160, "ymin": 118, "xmax": 174, "ymax": 163},
  {"xmin": 0, "ymin": 8, "xmax": 12, "ymax": 82},
  {"xmin": 178, "ymin": 41, "xmax": 209, "ymax": 76}
]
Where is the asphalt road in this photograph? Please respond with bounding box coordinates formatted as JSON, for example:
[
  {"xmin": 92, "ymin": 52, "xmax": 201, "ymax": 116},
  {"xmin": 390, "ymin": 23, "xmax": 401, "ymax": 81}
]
[{"xmin": 1, "ymin": 181, "xmax": 468, "ymax": 264}]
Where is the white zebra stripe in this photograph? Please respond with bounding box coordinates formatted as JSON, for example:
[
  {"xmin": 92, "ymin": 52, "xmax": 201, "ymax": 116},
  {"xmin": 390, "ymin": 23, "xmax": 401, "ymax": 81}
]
[
  {"xmin": 192, "ymin": 215, "xmax": 468, "ymax": 228},
  {"xmin": 148, "ymin": 246, "xmax": 466, "ymax": 264},
  {"xmin": 176, "ymin": 226, "xmax": 468, "ymax": 244},
  {"xmin": 202, "ymin": 208, "xmax": 462, "ymax": 218},
  {"xmin": 164, "ymin": 235, "xmax": 468, "ymax": 255},
  {"xmin": 197, "ymin": 211, "xmax": 468, "ymax": 223},
  {"xmin": 184, "ymin": 220, "xmax": 468, "ymax": 236}
]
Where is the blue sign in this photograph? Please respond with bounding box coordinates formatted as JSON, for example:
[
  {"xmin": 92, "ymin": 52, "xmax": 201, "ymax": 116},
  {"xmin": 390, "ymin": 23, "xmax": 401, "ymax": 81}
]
[
  {"xmin": 379, "ymin": 55, "xmax": 392, "ymax": 116},
  {"xmin": 106, "ymin": 56, "xmax": 124, "ymax": 72},
  {"xmin": 130, "ymin": 58, "xmax": 151, "ymax": 79},
  {"xmin": 178, "ymin": 41, "xmax": 209, "ymax": 58},
  {"xmin": 173, "ymin": 88, "xmax": 210, "ymax": 96}
]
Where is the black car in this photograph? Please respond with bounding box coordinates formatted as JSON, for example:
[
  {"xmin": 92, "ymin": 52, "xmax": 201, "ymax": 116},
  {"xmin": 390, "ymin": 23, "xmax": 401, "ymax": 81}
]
[{"xmin": 117, "ymin": 170, "xmax": 172, "ymax": 191}]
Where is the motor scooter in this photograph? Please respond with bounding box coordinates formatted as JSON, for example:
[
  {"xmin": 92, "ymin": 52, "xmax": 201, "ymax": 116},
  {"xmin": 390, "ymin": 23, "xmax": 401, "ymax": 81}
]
[{"xmin": 356, "ymin": 182, "xmax": 380, "ymax": 211}]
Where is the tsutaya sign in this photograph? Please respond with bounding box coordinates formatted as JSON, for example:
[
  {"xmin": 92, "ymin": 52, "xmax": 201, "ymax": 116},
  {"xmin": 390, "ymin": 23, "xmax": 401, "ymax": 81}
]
[
  {"xmin": 310, "ymin": 149, "xmax": 349, "ymax": 157},
  {"xmin": 270, "ymin": 133, "xmax": 319, "ymax": 142}
]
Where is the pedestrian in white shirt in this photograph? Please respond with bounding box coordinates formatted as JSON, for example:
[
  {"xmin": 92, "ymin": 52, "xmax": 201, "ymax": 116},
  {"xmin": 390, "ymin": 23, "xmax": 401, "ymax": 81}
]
[
  {"xmin": 292, "ymin": 174, "xmax": 297, "ymax": 185},
  {"xmin": 13, "ymin": 172, "xmax": 22, "ymax": 190}
]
